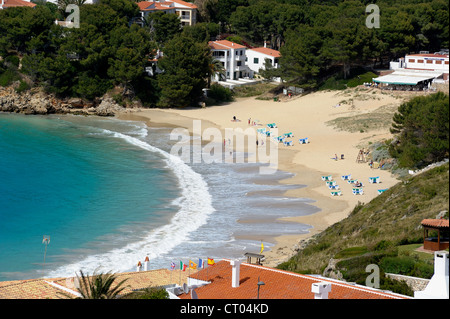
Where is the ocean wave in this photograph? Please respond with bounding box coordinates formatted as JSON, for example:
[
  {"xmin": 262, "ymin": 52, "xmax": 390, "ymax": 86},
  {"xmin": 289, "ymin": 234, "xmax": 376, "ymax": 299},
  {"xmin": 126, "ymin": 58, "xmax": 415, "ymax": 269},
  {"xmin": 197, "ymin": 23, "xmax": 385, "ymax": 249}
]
[{"xmin": 46, "ymin": 129, "xmax": 215, "ymax": 278}]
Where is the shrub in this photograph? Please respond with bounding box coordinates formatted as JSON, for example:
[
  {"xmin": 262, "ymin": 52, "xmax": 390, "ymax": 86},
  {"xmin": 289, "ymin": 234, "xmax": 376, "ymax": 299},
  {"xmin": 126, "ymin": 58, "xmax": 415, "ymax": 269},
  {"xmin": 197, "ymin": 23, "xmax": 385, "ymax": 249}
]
[
  {"xmin": 0, "ymin": 69, "xmax": 20, "ymax": 87},
  {"xmin": 208, "ymin": 83, "xmax": 234, "ymax": 102},
  {"xmin": 379, "ymin": 256, "xmax": 415, "ymax": 275},
  {"xmin": 15, "ymin": 80, "xmax": 30, "ymax": 93},
  {"xmin": 5, "ymin": 55, "xmax": 20, "ymax": 69}
]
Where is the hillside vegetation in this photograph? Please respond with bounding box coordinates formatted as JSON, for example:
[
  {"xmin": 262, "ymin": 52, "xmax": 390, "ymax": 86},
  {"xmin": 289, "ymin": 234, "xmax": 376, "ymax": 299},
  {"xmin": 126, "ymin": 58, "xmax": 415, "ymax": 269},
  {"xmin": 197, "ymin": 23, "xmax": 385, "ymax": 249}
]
[{"xmin": 278, "ymin": 163, "xmax": 449, "ymax": 296}]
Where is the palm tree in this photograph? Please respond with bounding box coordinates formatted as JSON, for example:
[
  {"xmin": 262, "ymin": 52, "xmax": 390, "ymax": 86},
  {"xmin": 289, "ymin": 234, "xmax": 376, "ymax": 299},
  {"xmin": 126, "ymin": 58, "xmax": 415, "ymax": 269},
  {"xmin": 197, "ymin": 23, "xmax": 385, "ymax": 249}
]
[
  {"xmin": 207, "ymin": 57, "xmax": 225, "ymax": 87},
  {"xmin": 59, "ymin": 269, "xmax": 129, "ymax": 299}
]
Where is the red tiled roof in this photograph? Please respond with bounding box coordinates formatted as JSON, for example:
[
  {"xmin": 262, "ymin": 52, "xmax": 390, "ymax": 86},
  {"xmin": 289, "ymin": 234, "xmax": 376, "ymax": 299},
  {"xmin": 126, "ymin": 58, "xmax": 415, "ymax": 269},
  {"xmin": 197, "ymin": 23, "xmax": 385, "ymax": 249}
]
[
  {"xmin": 208, "ymin": 40, "xmax": 246, "ymax": 50},
  {"xmin": 2, "ymin": 0, "xmax": 36, "ymax": 8},
  {"xmin": 171, "ymin": 0, "xmax": 197, "ymax": 9},
  {"xmin": 137, "ymin": 0, "xmax": 196, "ymax": 11},
  {"xmin": 249, "ymin": 47, "xmax": 281, "ymax": 58},
  {"xmin": 421, "ymin": 219, "xmax": 449, "ymax": 228},
  {"xmin": 179, "ymin": 260, "xmax": 409, "ymax": 299}
]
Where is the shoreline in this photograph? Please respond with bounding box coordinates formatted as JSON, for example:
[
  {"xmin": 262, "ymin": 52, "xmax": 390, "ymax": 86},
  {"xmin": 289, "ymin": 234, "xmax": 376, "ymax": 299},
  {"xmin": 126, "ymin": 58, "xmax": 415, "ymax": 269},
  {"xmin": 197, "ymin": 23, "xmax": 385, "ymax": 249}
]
[{"xmin": 116, "ymin": 87, "xmax": 408, "ymax": 268}]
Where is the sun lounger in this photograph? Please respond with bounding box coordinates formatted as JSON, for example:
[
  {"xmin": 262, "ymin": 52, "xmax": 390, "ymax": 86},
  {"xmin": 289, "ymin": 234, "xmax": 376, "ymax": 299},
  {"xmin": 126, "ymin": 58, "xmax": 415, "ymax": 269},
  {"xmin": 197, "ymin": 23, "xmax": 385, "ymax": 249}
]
[
  {"xmin": 267, "ymin": 123, "xmax": 277, "ymax": 128},
  {"xmin": 321, "ymin": 175, "xmax": 333, "ymax": 181},
  {"xmin": 283, "ymin": 140, "xmax": 293, "ymax": 146},
  {"xmin": 328, "ymin": 185, "xmax": 340, "ymax": 190},
  {"xmin": 276, "ymin": 136, "xmax": 285, "ymax": 142},
  {"xmin": 265, "ymin": 131, "xmax": 272, "ymax": 137},
  {"xmin": 298, "ymin": 138, "xmax": 309, "ymax": 144},
  {"xmin": 331, "ymin": 191, "xmax": 342, "ymax": 196},
  {"xmin": 284, "ymin": 132, "xmax": 294, "ymax": 138},
  {"xmin": 369, "ymin": 176, "xmax": 380, "ymax": 184},
  {"xmin": 347, "ymin": 179, "xmax": 358, "ymax": 184},
  {"xmin": 341, "ymin": 174, "xmax": 351, "ymax": 181},
  {"xmin": 352, "ymin": 188, "xmax": 364, "ymax": 195},
  {"xmin": 325, "ymin": 181, "xmax": 336, "ymax": 186},
  {"xmin": 257, "ymin": 128, "xmax": 266, "ymax": 134},
  {"xmin": 377, "ymin": 188, "xmax": 388, "ymax": 194}
]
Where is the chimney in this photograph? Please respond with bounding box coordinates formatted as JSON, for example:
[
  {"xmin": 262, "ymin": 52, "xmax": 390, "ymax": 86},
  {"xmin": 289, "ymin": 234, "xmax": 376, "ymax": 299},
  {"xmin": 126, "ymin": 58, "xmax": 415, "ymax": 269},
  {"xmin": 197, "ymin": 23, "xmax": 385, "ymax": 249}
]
[
  {"xmin": 415, "ymin": 251, "xmax": 449, "ymax": 299},
  {"xmin": 144, "ymin": 256, "xmax": 149, "ymax": 271},
  {"xmin": 230, "ymin": 260, "xmax": 241, "ymax": 288},
  {"xmin": 311, "ymin": 282, "xmax": 332, "ymax": 299},
  {"xmin": 137, "ymin": 261, "xmax": 142, "ymax": 272}
]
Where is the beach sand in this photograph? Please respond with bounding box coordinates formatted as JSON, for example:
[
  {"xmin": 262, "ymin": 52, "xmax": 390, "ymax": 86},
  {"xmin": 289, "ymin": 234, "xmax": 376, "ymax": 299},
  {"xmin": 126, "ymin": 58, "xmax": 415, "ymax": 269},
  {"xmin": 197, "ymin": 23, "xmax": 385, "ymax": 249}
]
[{"xmin": 117, "ymin": 87, "xmax": 410, "ymax": 268}]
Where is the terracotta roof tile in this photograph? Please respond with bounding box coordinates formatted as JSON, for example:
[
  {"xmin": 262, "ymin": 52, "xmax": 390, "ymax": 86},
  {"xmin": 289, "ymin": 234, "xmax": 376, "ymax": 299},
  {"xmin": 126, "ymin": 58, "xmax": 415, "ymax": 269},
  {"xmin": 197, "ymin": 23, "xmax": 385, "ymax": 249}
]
[
  {"xmin": 2, "ymin": 0, "xmax": 36, "ymax": 8},
  {"xmin": 137, "ymin": 0, "xmax": 197, "ymax": 11},
  {"xmin": 0, "ymin": 268, "xmax": 195, "ymax": 299},
  {"xmin": 421, "ymin": 219, "xmax": 449, "ymax": 228},
  {"xmin": 179, "ymin": 260, "xmax": 410, "ymax": 299},
  {"xmin": 208, "ymin": 40, "xmax": 246, "ymax": 50},
  {"xmin": 249, "ymin": 47, "xmax": 281, "ymax": 58}
]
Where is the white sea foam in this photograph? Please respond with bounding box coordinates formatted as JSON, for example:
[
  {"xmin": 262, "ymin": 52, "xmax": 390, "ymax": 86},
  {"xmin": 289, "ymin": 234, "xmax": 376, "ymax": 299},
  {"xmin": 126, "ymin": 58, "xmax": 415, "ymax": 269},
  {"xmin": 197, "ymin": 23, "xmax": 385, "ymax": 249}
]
[{"xmin": 46, "ymin": 130, "xmax": 215, "ymax": 278}]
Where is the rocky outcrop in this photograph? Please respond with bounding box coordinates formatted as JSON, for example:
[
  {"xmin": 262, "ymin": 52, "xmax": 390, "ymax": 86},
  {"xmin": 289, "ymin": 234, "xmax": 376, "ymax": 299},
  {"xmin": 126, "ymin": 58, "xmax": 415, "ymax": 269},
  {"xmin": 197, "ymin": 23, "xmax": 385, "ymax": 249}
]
[{"xmin": 0, "ymin": 86, "xmax": 126, "ymax": 116}]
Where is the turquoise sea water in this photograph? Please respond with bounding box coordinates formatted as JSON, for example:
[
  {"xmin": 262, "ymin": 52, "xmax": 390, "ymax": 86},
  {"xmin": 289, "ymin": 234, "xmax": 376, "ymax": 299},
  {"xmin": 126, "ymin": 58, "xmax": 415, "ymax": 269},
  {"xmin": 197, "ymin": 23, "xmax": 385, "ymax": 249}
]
[{"xmin": 0, "ymin": 112, "xmax": 318, "ymax": 282}]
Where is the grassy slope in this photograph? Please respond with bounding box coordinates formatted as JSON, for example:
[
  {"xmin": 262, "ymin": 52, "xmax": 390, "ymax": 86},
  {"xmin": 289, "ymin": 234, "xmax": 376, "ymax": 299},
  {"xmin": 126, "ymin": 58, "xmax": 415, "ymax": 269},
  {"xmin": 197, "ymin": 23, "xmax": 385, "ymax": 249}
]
[{"xmin": 278, "ymin": 164, "xmax": 449, "ymax": 281}]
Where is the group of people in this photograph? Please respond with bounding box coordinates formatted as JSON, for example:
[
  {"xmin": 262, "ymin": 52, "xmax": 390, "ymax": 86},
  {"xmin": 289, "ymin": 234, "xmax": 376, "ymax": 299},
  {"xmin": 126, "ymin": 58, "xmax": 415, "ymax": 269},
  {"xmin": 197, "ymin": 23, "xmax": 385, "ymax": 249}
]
[{"xmin": 333, "ymin": 154, "xmax": 345, "ymax": 161}]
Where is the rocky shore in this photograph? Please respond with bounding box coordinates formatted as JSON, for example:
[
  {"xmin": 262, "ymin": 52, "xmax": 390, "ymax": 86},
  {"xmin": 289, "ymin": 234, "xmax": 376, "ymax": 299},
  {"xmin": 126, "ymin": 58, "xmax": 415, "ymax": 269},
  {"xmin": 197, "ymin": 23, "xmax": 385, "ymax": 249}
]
[{"xmin": 0, "ymin": 86, "xmax": 126, "ymax": 116}]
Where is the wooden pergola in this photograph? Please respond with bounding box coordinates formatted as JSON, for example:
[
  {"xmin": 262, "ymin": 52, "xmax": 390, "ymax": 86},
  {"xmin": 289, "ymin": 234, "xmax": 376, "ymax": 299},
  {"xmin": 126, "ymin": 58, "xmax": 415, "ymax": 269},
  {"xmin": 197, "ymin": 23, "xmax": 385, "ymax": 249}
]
[{"xmin": 421, "ymin": 218, "xmax": 449, "ymax": 251}]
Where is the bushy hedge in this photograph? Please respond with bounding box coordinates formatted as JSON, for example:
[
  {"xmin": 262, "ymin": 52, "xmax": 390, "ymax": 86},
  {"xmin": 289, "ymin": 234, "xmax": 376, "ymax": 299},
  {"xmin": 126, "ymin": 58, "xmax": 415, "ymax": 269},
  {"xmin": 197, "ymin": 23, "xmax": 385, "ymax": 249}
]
[{"xmin": 208, "ymin": 83, "xmax": 234, "ymax": 102}]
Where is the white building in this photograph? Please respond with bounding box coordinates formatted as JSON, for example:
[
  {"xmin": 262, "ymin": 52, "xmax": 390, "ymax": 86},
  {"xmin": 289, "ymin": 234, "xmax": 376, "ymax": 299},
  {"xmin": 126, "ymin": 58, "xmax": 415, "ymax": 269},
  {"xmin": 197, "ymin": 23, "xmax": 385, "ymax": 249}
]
[
  {"xmin": 246, "ymin": 46, "xmax": 281, "ymax": 74},
  {"xmin": 377, "ymin": 51, "xmax": 450, "ymax": 86},
  {"xmin": 137, "ymin": 0, "xmax": 197, "ymax": 26},
  {"xmin": 208, "ymin": 40, "xmax": 253, "ymax": 81},
  {"xmin": 415, "ymin": 251, "xmax": 449, "ymax": 299}
]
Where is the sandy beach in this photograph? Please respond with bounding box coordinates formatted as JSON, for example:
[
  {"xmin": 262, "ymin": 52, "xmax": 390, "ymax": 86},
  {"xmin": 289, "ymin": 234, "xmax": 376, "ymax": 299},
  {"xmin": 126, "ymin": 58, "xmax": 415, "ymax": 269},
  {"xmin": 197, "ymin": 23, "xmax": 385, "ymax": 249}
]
[{"xmin": 117, "ymin": 86, "xmax": 411, "ymax": 268}]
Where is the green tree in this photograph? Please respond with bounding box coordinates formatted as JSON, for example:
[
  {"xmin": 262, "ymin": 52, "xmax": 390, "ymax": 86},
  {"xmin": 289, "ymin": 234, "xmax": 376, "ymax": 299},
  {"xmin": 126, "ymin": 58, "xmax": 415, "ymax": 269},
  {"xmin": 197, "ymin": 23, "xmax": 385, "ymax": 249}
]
[
  {"xmin": 390, "ymin": 92, "xmax": 449, "ymax": 168},
  {"xmin": 157, "ymin": 34, "xmax": 210, "ymax": 107},
  {"xmin": 145, "ymin": 11, "xmax": 182, "ymax": 46},
  {"xmin": 107, "ymin": 24, "xmax": 153, "ymax": 92},
  {"xmin": 279, "ymin": 25, "xmax": 324, "ymax": 88}
]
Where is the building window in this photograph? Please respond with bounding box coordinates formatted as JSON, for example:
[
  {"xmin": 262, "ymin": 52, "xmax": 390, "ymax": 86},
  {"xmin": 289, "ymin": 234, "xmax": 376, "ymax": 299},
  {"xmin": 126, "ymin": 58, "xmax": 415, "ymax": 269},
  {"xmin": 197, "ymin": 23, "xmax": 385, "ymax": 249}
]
[
  {"xmin": 237, "ymin": 61, "xmax": 242, "ymax": 66},
  {"xmin": 445, "ymin": 61, "xmax": 449, "ymax": 65},
  {"xmin": 408, "ymin": 59, "xmax": 415, "ymax": 63},
  {"xmin": 436, "ymin": 60, "xmax": 442, "ymax": 64},
  {"xmin": 426, "ymin": 60, "xmax": 433, "ymax": 64},
  {"xmin": 417, "ymin": 59, "xmax": 424, "ymax": 63},
  {"xmin": 254, "ymin": 57, "xmax": 259, "ymax": 64}
]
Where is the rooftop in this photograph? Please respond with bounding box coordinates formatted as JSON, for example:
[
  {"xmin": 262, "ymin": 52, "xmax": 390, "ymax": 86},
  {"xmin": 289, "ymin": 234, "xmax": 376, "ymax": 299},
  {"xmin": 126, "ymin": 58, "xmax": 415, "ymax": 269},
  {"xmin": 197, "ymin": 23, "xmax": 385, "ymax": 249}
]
[
  {"xmin": 137, "ymin": 0, "xmax": 197, "ymax": 11},
  {"xmin": 249, "ymin": 47, "xmax": 281, "ymax": 58},
  {"xmin": 421, "ymin": 218, "xmax": 449, "ymax": 228},
  {"xmin": 1, "ymin": 0, "xmax": 36, "ymax": 8},
  {"xmin": 178, "ymin": 260, "xmax": 410, "ymax": 299},
  {"xmin": 407, "ymin": 53, "xmax": 449, "ymax": 59},
  {"xmin": 0, "ymin": 268, "xmax": 194, "ymax": 299},
  {"xmin": 208, "ymin": 40, "xmax": 247, "ymax": 50}
]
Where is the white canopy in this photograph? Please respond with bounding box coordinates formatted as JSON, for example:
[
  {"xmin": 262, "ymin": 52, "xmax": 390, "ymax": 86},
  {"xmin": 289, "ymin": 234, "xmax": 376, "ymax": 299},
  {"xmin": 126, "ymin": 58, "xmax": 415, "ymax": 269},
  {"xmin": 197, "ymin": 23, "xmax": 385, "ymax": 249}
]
[{"xmin": 373, "ymin": 71, "xmax": 442, "ymax": 85}]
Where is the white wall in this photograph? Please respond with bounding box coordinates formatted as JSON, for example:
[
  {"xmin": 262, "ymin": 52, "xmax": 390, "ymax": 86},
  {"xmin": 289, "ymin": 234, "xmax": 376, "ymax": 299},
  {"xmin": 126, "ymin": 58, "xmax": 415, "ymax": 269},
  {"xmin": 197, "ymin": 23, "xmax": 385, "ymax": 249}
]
[{"xmin": 405, "ymin": 55, "xmax": 449, "ymax": 72}]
